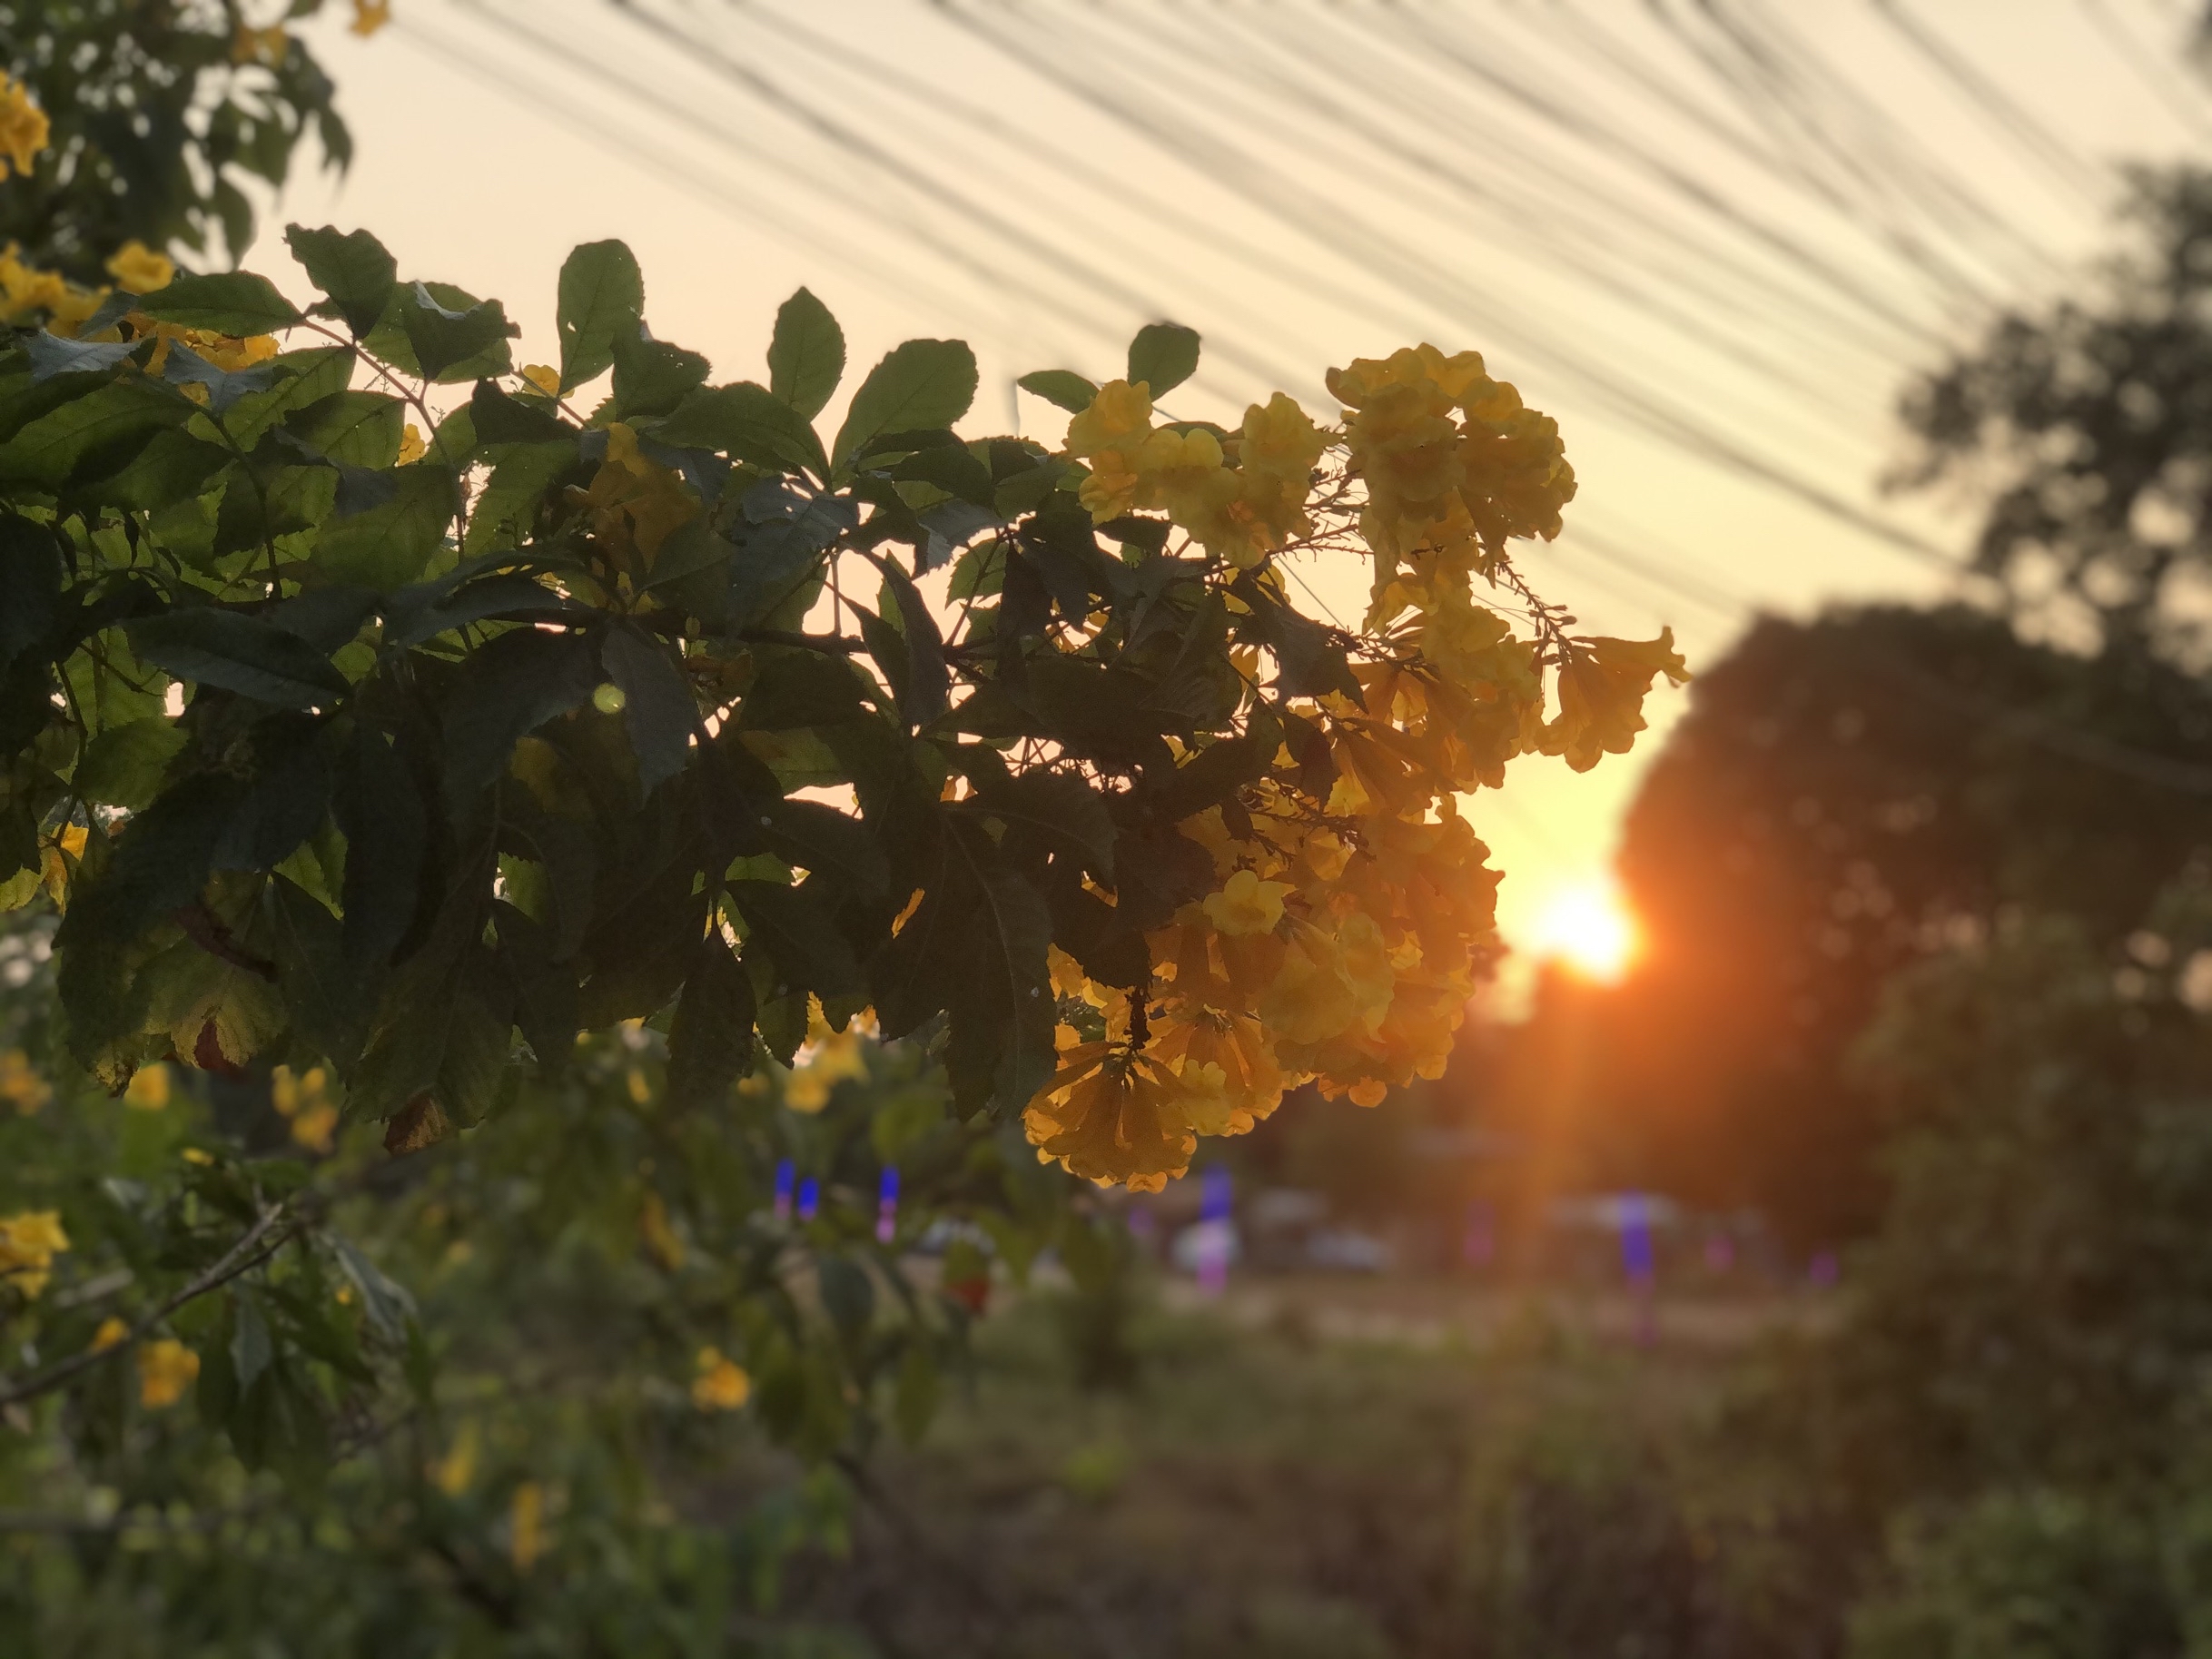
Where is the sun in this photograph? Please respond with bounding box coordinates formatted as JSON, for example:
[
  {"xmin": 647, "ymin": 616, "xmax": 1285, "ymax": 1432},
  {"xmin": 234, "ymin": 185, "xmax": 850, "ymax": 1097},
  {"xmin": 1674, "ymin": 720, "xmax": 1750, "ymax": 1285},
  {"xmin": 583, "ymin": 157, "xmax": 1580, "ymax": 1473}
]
[{"xmin": 1530, "ymin": 878, "xmax": 1639, "ymax": 984}]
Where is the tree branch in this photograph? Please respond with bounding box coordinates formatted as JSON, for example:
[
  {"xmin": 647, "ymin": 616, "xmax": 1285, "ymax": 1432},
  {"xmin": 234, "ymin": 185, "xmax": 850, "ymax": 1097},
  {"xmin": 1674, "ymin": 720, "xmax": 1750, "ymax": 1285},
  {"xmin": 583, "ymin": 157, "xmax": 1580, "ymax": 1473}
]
[{"xmin": 0, "ymin": 1202, "xmax": 297, "ymax": 1410}]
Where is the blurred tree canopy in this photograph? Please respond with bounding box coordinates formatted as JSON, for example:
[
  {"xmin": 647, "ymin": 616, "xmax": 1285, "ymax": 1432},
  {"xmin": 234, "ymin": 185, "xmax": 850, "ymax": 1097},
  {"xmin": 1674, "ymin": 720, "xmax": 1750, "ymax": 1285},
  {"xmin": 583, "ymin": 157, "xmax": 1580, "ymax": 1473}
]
[
  {"xmin": 1499, "ymin": 603, "xmax": 2212, "ymax": 1245},
  {"xmin": 1898, "ymin": 167, "xmax": 2212, "ymax": 666},
  {"xmin": 0, "ymin": 1, "xmax": 360, "ymax": 282}
]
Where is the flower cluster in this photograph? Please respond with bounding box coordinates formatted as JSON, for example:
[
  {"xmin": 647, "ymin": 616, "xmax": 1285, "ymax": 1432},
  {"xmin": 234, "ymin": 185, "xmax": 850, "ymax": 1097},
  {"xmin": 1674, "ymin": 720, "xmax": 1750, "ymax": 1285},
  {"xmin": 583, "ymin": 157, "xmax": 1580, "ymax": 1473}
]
[
  {"xmin": 0, "ymin": 238, "xmax": 280, "ymax": 376},
  {"xmin": 1027, "ymin": 345, "xmax": 1684, "ymax": 1190}
]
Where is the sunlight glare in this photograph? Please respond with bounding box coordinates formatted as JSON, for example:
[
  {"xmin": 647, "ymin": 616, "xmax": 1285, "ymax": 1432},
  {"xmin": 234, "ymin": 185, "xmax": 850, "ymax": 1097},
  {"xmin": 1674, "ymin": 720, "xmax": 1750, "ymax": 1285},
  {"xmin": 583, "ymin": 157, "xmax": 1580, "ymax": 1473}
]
[{"xmin": 1530, "ymin": 879, "xmax": 1639, "ymax": 984}]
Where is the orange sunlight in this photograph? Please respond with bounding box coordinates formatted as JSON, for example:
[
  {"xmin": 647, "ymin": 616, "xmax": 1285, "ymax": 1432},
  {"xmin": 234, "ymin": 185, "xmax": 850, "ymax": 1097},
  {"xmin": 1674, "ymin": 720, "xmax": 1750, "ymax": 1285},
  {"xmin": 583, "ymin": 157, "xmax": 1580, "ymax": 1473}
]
[{"xmin": 1529, "ymin": 878, "xmax": 1640, "ymax": 984}]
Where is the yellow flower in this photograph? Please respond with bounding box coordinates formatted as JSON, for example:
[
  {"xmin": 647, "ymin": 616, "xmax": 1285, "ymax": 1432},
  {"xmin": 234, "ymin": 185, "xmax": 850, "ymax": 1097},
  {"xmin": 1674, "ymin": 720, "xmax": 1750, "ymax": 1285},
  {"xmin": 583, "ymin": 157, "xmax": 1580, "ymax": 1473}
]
[
  {"xmin": 105, "ymin": 242, "xmax": 174, "ymax": 296},
  {"xmin": 0, "ymin": 1210, "xmax": 67, "ymax": 1297},
  {"xmin": 691, "ymin": 1346, "xmax": 751, "ymax": 1410},
  {"xmin": 1065, "ymin": 379, "xmax": 1153, "ymax": 459},
  {"xmin": 520, "ymin": 362, "xmax": 561, "ymax": 397},
  {"xmin": 638, "ymin": 1192, "xmax": 685, "ymax": 1270},
  {"xmin": 0, "ymin": 247, "xmax": 66, "ymax": 318},
  {"xmin": 0, "ymin": 1049, "xmax": 50, "ymax": 1115},
  {"xmin": 1200, "ymin": 870, "xmax": 1288, "ymax": 937},
  {"xmin": 136, "ymin": 1338, "xmax": 198, "ymax": 1408},
  {"xmin": 1543, "ymin": 630, "xmax": 1692, "ymax": 773},
  {"xmin": 1023, "ymin": 1052, "xmax": 1194, "ymax": 1191},
  {"xmin": 784, "ymin": 1003, "xmax": 872, "ymax": 1112},
  {"xmin": 397, "ymin": 421, "xmax": 427, "ymax": 466},
  {"xmin": 0, "ymin": 75, "xmax": 50, "ymax": 181},
  {"xmin": 509, "ymin": 1481, "xmax": 545, "ymax": 1571},
  {"xmin": 432, "ymin": 1422, "xmax": 479, "ymax": 1496},
  {"xmin": 270, "ymin": 1065, "xmax": 337, "ymax": 1151},
  {"xmin": 352, "ymin": 0, "xmax": 394, "ymax": 38},
  {"xmin": 91, "ymin": 1317, "xmax": 129, "ymax": 1352},
  {"xmin": 579, "ymin": 422, "xmax": 702, "ymax": 564},
  {"xmin": 123, "ymin": 1063, "xmax": 171, "ymax": 1111},
  {"xmin": 231, "ymin": 25, "xmax": 289, "ymax": 67},
  {"xmin": 39, "ymin": 822, "xmax": 87, "ymax": 913}
]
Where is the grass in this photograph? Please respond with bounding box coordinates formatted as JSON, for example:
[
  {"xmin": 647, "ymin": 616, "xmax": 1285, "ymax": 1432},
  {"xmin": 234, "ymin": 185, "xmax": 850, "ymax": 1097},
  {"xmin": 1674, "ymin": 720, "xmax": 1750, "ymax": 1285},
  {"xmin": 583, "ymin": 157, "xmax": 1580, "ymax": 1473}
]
[{"xmin": 773, "ymin": 1274, "xmax": 1850, "ymax": 1659}]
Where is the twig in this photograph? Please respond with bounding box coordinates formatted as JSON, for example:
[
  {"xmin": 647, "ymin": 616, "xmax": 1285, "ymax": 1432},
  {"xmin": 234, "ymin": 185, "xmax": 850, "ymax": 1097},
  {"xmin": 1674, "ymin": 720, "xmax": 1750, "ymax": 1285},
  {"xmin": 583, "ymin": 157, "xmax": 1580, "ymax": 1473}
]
[{"xmin": 0, "ymin": 1202, "xmax": 297, "ymax": 1411}]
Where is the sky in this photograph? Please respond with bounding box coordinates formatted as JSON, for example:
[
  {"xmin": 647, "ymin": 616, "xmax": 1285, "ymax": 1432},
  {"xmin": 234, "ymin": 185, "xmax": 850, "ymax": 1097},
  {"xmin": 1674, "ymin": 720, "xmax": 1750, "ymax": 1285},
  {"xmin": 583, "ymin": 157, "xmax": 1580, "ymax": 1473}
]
[{"xmin": 260, "ymin": 0, "xmax": 2211, "ymax": 987}]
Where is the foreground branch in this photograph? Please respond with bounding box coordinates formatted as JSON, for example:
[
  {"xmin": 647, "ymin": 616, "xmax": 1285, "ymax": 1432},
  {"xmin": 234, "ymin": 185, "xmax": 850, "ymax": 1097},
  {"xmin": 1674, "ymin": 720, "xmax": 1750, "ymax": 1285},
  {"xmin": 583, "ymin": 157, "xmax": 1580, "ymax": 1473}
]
[{"xmin": 0, "ymin": 1202, "xmax": 297, "ymax": 1412}]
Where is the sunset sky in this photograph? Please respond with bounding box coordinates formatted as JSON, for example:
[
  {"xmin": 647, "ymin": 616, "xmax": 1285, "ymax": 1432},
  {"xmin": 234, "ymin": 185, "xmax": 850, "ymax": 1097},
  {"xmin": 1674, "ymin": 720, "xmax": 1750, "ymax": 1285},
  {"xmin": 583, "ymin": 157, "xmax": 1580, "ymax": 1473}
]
[{"xmin": 262, "ymin": 0, "xmax": 2209, "ymax": 985}]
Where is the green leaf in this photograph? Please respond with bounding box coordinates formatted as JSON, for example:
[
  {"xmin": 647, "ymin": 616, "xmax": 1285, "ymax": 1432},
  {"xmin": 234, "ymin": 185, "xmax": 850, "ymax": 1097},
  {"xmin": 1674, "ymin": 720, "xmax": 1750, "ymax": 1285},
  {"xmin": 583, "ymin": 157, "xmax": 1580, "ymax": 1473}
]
[
  {"xmin": 1016, "ymin": 369, "xmax": 1098, "ymax": 414},
  {"xmin": 469, "ymin": 379, "xmax": 567, "ymax": 447},
  {"xmin": 440, "ymin": 627, "xmax": 599, "ymax": 812},
  {"xmin": 600, "ymin": 627, "xmax": 696, "ymax": 795},
  {"xmin": 834, "ymin": 339, "xmax": 978, "ymax": 468},
  {"xmin": 285, "ymin": 224, "xmax": 399, "ymax": 336},
  {"xmin": 0, "ymin": 515, "xmax": 61, "ymax": 673},
  {"xmin": 556, "ymin": 240, "xmax": 645, "ymax": 392},
  {"xmin": 74, "ymin": 718, "xmax": 189, "ymax": 810},
  {"xmin": 664, "ymin": 936, "xmax": 756, "ymax": 1109},
  {"xmin": 463, "ymin": 439, "xmax": 577, "ymax": 555},
  {"xmin": 733, "ymin": 880, "xmax": 864, "ymax": 999},
  {"xmin": 286, "ymin": 389, "xmax": 403, "ymax": 469},
  {"xmin": 231, "ymin": 1289, "xmax": 273, "ymax": 1394},
  {"xmin": 611, "ymin": 330, "xmax": 711, "ymax": 420},
  {"xmin": 657, "ymin": 381, "xmax": 826, "ymax": 477},
  {"xmin": 25, "ymin": 331, "xmax": 139, "ymax": 382},
  {"xmin": 762, "ymin": 799, "xmax": 888, "ymax": 899},
  {"xmin": 398, "ymin": 282, "xmax": 517, "ymax": 383},
  {"xmin": 223, "ymin": 346, "xmax": 355, "ymax": 449},
  {"xmin": 102, "ymin": 428, "xmax": 232, "ymax": 512},
  {"xmin": 971, "ymin": 770, "xmax": 1116, "ymax": 878},
  {"xmin": 0, "ymin": 377, "xmax": 189, "ymax": 489},
  {"xmin": 384, "ymin": 569, "xmax": 582, "ymax": 648},
  {"xmin": 873, "ymin": 564, "xmax": 948, "ymax": 726},
  {"xmin": 309, "ymin": 465, "xmax": 458, "ymax": 590},
  {"xmin": 129, "ymin": 610, "xmax": 350, "ymax": 708},
  {"xmin": 767, "ymin": 287, "xmax": 844, "ymax": 420},
  {"xmin": 1127, "ymin": 321, "xmax": 1200, "ymax": 397},
  {"xmin": 135, "ymin": 272, "xmax": 303, "ymax": 336}
]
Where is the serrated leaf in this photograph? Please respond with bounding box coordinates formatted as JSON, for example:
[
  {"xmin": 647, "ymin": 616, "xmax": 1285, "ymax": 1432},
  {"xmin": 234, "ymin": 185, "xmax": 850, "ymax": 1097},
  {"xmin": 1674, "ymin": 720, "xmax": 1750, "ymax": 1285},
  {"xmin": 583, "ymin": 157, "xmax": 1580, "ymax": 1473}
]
[
  {"xmin": 665, "ymin": 936, "xmax": 755, "ymax": 1109},
  {"xmin": 74, "ymin": 718, "xmax": 189, "ymax": 810},
  {"xmin": 556, "ymin": 239, "xmax": 645, "ymax": 392},
  {"xmin": 1127, "ymin": 321, "xmax": 1200, "ymax": 397},
  {"xmin": 0, "ymin": 376, "xmax": 190, "ymax": 489},
  {"xmin": 286, "ymin": 223, "xmax": 398, "ymax": 335},
  {"xmin": 768, "ymin": 287, "xmax": 845, "ymax": 420},
  {"xmin": 129, "ymin": 610, "xmax": 350, "ymax": 708},
  {"xmin": 1016, "ymin": 369, "xmax": 1098, "ymax": 414},
  {"xmin": 733, "ymin": 879, "xmax": 864, "ymax": 999},
  {"xmin": 286, "ymin": 389, "xmax": 403, "ymax": 469},
  {"xmin": 611, "ymin": 329, "xmax": 711, "ymax": 420},
  {"xmin": 399, "ymin": 282, "xmax": 516, "ymax": 383},
  {"xmin": 310, "ymin": 465, "xmax": 458, "ymax": 589},
  {"xmin": 834, "ymin": 339, "xmax": 978, "ymax": 468},
  {"xmin": 657, "ymin": 381, "xmax": 826, "ymax": 477}
]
